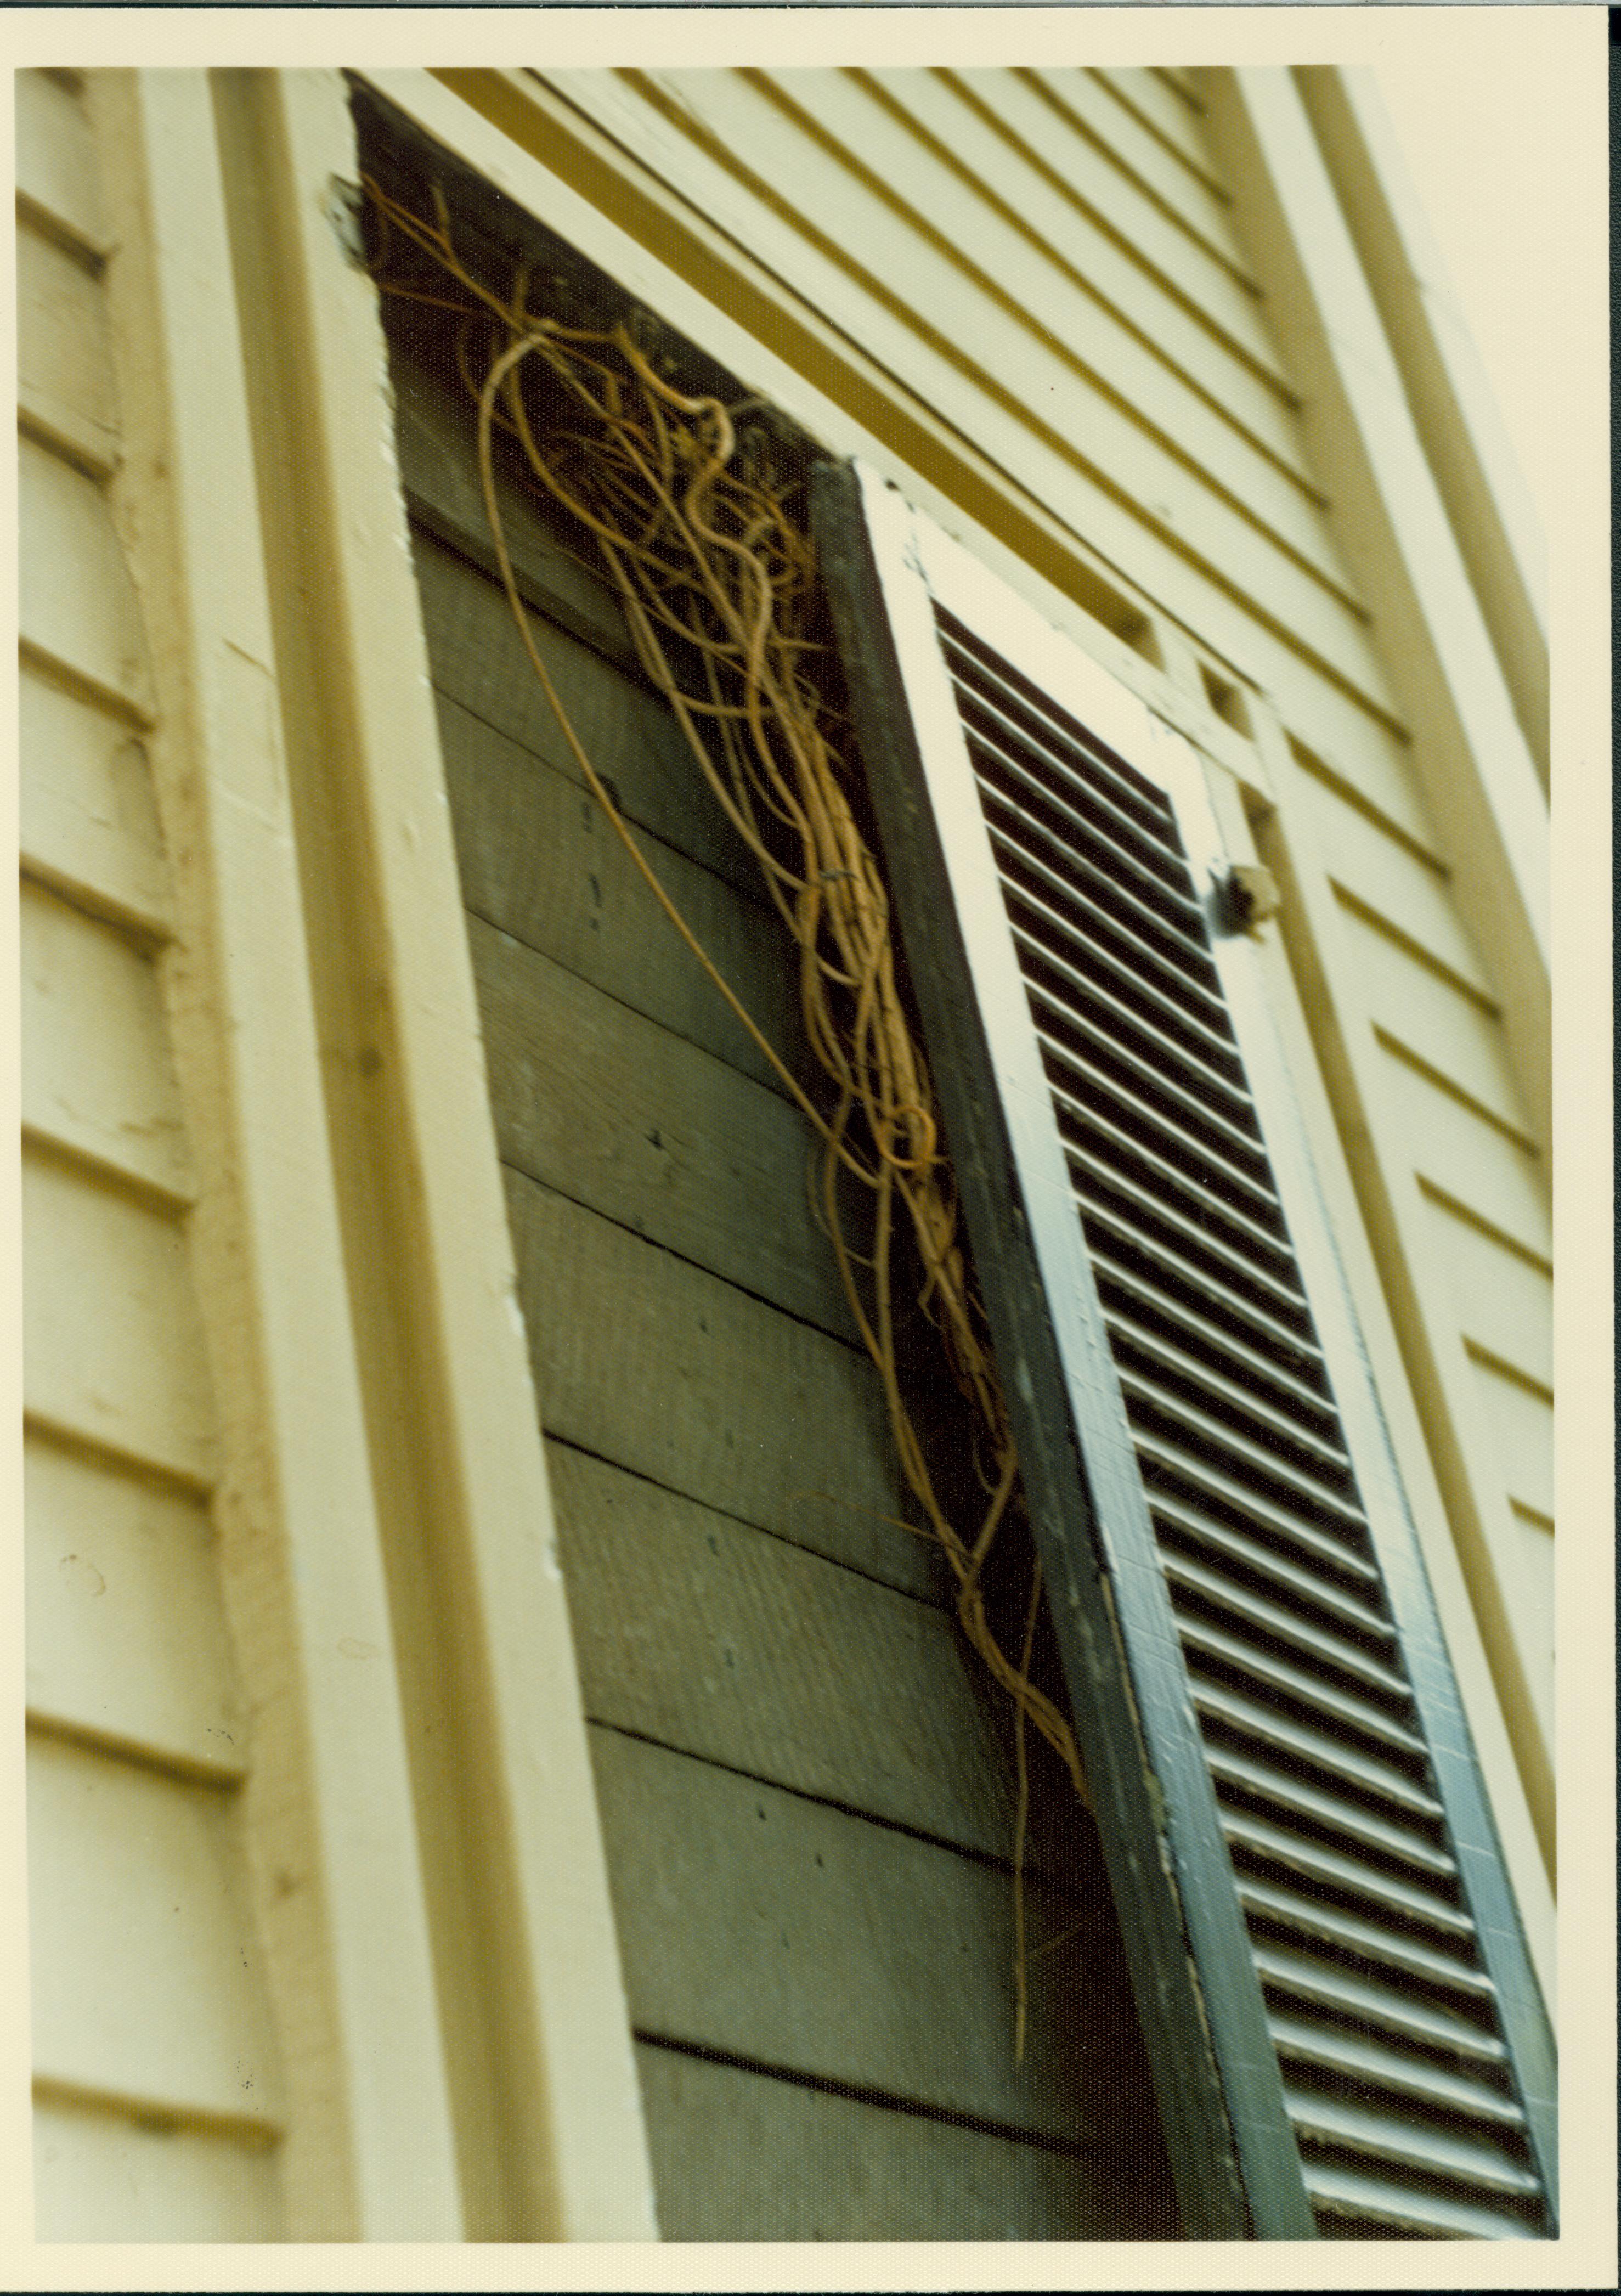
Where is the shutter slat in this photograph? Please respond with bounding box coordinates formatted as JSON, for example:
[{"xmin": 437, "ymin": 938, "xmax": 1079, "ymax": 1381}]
[
  {"xmin": 1283, "ymin": 2086, "xmax": 1541, "ymax": 2197},
  {"xmin": 1222, "ymin": 1813, "xmax": 1473, "ymax": 1938},
  {"xmin": 1123, "ymin": 1376, "xmax": 1368, "ymax": 1532},
  {"xmin": 937, "ymin": 615, "xmax": 1173, "ymax": 838},
  {"xmin": 1093, "ymin": 1260, "xmax": 1334, "ymax": 1421},
  {"xmin": 1012, "ymin": 914, "xmax": 1249, "ymax": 1101},
  {"xmin": 1006, "ymin": 886, "xmax": 1241, "ymax": 1079},
  {"xmin": 1304, "ymin": 2159, "xmax": 1539, "ymax": 2240},
  {"xmin": 981, "ymin": 789, "xmax": 1215, "ymax": 987},
  {"xmin": 986, "ymin": 820, "xmax": 1228, "ymax": 1029},
  {"xmin": 1075, "ymin": 1172, "xmax": 1310, "ymax": 1333},
  {"xmin": 1268, "ymin": 2015, "xmax": 1523, "ymax": 2129},
  {"xmin": 1151, "ymin": 1485, "xmax": 1385, "ymax": 1616},
  {"xmin": 1145, "ymin": 1443, "xmax": 1378, "ymax": 1592},
  {"xmin": 1193, "ymin": 1684, "xmax": 1437, "ymax": 1818},
  {"xmin": 1109, "ymin": 1317, "xmax": 1352, "ymax": 1475},
  {"xmin": 1237, "ymin": 1879, "xmax": 1493, "ymax": 2001},
  {"xmin": 1179, "ymin": 1623, "xmax": 1427, "ymax": 1760},
  {"xmin": 957, "ymin": 680, "xmax": 1198, "ymax": 904},
  {"xmin": 1207, "ymin": 1751, "xmax": 1456, "ymax": 1881},
  {"xmin": 1252, "ymin": 1943, "xmax": 1506, "ymax": 2063},
  {"xmin": 1087, "ymin": 1221, "xmax": 1324, "ymax": 1378},
  {"xmin": 1033, "ymin": 1000, "xmax": 1267, "ymax": 1172}
]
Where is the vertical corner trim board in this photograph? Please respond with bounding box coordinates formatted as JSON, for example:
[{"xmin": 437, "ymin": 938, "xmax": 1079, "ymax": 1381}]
[{"xmin": 811, "ymin": 457, "xmax": 1556, "ymax": 2243}]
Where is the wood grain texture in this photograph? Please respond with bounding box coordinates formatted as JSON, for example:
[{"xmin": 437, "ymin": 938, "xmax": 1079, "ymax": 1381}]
[
  {"xmin": 26, "ymin": 1435, "xmax": 243, "ymax": 1782},
  {"xmin": 19, "ymin": 435, "xmax": 154, "ymax": 719},
  {"xmin": 503, "ymin": 1172, "xmax": 942, "ymax": 1601},
  {"xmin": 474, "ymin": 919, "xmax": 854, "ymax": 1342},
  {"xmin": 29, "ymin": 1733, "xmax": 283, "ymax": 2128},
  {"xmin": 22, "ymin": 878, "xmax": 193, "ymax": 1201},
  {"xmin": 590, "ymin": 1727, "xmax": 1165, "ymax": 2149},
  {"xmin": 20, "ymin": 666, "xmax": 170, "ymax": 939},
  {"xmin": 444, "ymin": 700, "xmax": 808, "ymax": 1097},
  {"xmin": 33, "ymin": 2095, "xmax": 283, "ymax": 2243},
  {"xmin": 548, "ymin": 1440, "xmax": 1020, "ymax": 1858},
  {"xmin": 634, "ymin": 2041, "xmax": 1178, "ymax": 2240},
  {"xmin": 24, "ymin": 1148, "xmax": 216, "ymax": 1487}
]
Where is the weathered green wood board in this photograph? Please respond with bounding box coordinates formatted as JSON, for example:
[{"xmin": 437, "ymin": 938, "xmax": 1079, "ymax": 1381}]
[
  {"xmin": 400, "ymin": 354, "xmax": 1166, "ymax": 2236},
  {"xmin": 634, "ymin": 2042, "xmax": 1178, "ymax": 2241},
  {"xmin": 589, "ymin": 1724, "xmax": 1166, "ymax": 2155},
  {"xmin": 472, "ymin": 918, "xmax": 856, "ymax": 1341},
  {"xmin": 501, "ymin": 1169, "xmax": 942, "ymax": 1602},
  {"xmin": 443, "ymin": 704, "xmax": 811, "ymax": 1101},
  {"xmin": 549, "ymin": 1438, "xmax": 1046, "ymax": 1867}
]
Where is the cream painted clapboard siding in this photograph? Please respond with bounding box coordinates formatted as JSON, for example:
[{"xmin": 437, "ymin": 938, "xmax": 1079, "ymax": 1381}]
[
  {"xmin": 536, "ymin": 67, "xmax": 1425, "ymax": 762},
  {"xmin": 19, "ymin": 67, "xmax": 286, "ymax": 2240},
  {"xmin": 489, "ymin": 64, "xmax": 1556, "ymax": 1857}
]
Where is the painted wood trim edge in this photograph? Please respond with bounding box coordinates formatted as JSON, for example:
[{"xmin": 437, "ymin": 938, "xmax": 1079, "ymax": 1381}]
[
  {"xmin": 1200, "ymin": 67, "xmax": 1551, "ymax": 1166},
  {"xmin": 234, "ymin": 67, "xmax": 657, "ymax": 2244},
  {"xmin": 1296, "ymin": 67, "xmax": 1547, "ymax": 792},
  {"xmin": 84, "ymin": 66, "xmax": 464, "ymax": 2243}
]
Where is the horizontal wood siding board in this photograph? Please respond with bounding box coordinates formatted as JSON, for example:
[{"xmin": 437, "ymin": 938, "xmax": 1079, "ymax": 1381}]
[
  {"xmin": 1422, "ymin": 1197, "xmax": 1553, "ymax": 1392},
  {"xmin": 33, "ymin": 2096, "xmax": 284, "ymax": 2242},
  {"xmin": 1377, "ymin": 1057, "xmax": 1551, "ymax": 1266},
  {"xmin": 22, "ymin": 878, "xmax": 195, "ymax": 1202},
  {"xmin": 16, "ymin": 68, "xmax": 110, "ymax": 257},
  {"xmin": 414, "ymin": 536, "xmax": 770, "ymax": 901},
  {"xmin": 392, "ymin": 363, "xmax": 641, "ymax": 674},
  {"xmin": 1023, "ymin": 69, "xmax": 1257, "ymax": 278},
  {"xmin": 950, "ymin": 69, "xmax": 1287, "ymax": 384},
  {"xmin": 18, "ymin": 216, "xmax": 120, "ymax": 469},
  {"xmin": 773, "ymin": 66, "xmax": 1330, "ymax": 539},
  {"xmin": 472, "ymin": 917, "xmax": 857, "ymax": 1344},
  {"xmin": 1094, "ymin": 67, "xmax": 1228, "ymax": 195},
  {"xmin": 19, "ymin": 435, "xmax": 155, "ymax": 722},
  {"xmin": 637, "ymin": 68, "xmax": 1364, "ymax": 616},
  {"xmin": 441, "ymin": 698, "xmax": 808, "ymax": 1100},
  {"xmin": 864, "ymin": 69, "xmax": 1311, "ymax": 485},
  {"xmin": 547, "ymin": 1438, "xmax": 1072, "ymax": 1870},
  {"xmin": 24, "ymin": 1148, "xmax": 217, "ymax": 1489},
  {"xmin": 29, "ymin": 1733, "xmax": 284, "ymax": 2128},
  {"xmin": 26, "ymin": 1435, "xmax": 245, "ymax": 1784},
  {"xmin": 20, "ymin": 667, "xmax": 171, "ymax": 941},
  {"xmin": 634, "ymin": 2041, "xmax": 1178, "ymax": 2239},
  {"xmin": 539, "ymin": 69, "xmax": 1403, "ymax": 731},
  {"xmin": 1343, "ymin": 912, "xmax": 1534, "ymax": 1140},
  {"xmin": 504, "ymin": 1171, "xmax": 945, "ymax": 1603},
  {"xmin": 590, "ymin": 1726, "xmax": 1168, "ymax": 2153}
]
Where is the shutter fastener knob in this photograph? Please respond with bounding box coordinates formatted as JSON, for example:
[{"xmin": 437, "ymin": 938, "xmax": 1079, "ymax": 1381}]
[{"xmin": 1217, "ymin": 862, "xmax": 1282, "ymax": 935}]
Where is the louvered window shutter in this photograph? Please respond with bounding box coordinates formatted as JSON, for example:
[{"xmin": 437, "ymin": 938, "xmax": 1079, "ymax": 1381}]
[{"xmin": 812, "ymin": 460, "xmax": 1557, "ymax": 2243}]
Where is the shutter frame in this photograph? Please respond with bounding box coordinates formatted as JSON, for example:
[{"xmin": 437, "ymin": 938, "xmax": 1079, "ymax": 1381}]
[{"xmin": 811, "ymin": 455, "xmax": 1555, "ymax": 2240}]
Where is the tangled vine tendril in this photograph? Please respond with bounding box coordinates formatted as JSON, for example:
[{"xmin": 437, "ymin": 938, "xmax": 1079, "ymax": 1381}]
[{"xmin": 365, "ymin": 178, "xmax": 1091, "ymax": 2048}]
